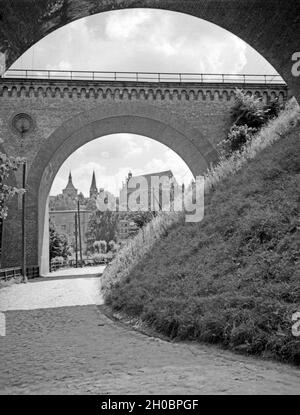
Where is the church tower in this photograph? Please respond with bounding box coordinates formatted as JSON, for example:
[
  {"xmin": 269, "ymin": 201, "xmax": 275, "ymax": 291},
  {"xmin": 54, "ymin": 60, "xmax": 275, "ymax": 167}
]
[
  {"xmin": 62, "ymin": 171, "xmax": 78, "ymax": 198},
  {"xmin": 89, "ymin": 171, "xmax": 98, "ymax": 199}
]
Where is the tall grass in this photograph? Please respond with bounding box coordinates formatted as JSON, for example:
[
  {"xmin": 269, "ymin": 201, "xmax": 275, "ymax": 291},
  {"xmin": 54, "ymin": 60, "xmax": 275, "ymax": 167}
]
[{"xmin": 101, "ymin": 99, "xmax": 300, "ymax": 294}]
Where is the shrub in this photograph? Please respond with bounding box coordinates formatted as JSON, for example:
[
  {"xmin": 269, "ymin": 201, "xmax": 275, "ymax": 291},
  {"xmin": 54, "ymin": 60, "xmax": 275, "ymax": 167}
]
[
  {"xmin": 219, "ymin": 90, "xmax": 286, "ymax": 159},
  {"xmin": 264, "ymin": 98, "xmax": 282, "ymax": 119},
  {"xmin": 218, "ymin": 124, "xmax": 257, "ymax": 158},
  {"xmin": 93, "ymin": 240, "xmax": 107, "ymax": 254},
  {"xmin": 91, "ymin": 252, "xmax": 114, "ymax": 264},
  {"xmin": 99, "ymin": 240, "xmax": 107, "ymax": 253},
  {"xmin": 50, "ymin": 256, "xmax": 65, "ymax": 266},
  {"xmin": 108, "ymin": 240, "xmax": 118, "ymax": 252},
  {"xmin": 49, "ymin": 220, "xmax": 71, "ymax": 260},
  {"xmin": 231, "ymin": 89, "xmax": 284, "ymax": 130},
  {"xmin": 91, "ymin": 253, "xmax": 107, "ymax": 264},
  {"xmin": 231, "ymin": 89, "xmax": 267, "ymax": 129}
]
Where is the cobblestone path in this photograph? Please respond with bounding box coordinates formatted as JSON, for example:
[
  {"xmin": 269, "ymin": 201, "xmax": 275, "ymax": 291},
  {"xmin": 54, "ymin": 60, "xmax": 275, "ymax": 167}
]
[{"xmin": 0, "ymin": 278, "xmax": 299, "ymax": 394}]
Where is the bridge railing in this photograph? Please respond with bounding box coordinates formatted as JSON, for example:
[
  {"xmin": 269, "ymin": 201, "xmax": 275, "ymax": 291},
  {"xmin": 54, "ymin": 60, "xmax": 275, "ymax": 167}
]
[{"xmin": 1, "ymin": 69, "xmax": 286, "ymax": 85}]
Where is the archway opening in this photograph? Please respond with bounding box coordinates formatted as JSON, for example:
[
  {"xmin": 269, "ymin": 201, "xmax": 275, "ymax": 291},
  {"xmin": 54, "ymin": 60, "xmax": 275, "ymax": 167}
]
[
  {"xmin": 47, "ymin": 133, "xmax": 194, "ymax": 273},
  {"xmin": 37, "ymin": 109, "xmax": 205, "ymax": 275}
]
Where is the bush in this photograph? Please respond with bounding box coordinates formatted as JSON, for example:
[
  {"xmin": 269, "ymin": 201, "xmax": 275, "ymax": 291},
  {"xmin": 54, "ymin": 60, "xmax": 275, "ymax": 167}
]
[
  {"xmin": 93, "ymin": 240, "xmax": 107, "ymax": 254},
  {"xmin": 231, "ymin": 89, "xmax": 267, "ymax": 129},
  {"xmin": 231, "ymin": 89, "xmax": 284, "ymax": 130},
  {"xmin": 91, "ymin": 252, "xmax": 114, "ymax": 264},
  {"xmin": 49, "ymin": 220, "xmax": 71, "ymax": 260},
  {"xmin": 264, "ymin": 98, "xmax": 282, "ymax": 119},
  {"xmin": 218, "ymin": 124, "xmax": 257, "ymax": 158},
  {"xmin": 219, "ymin": 90, "xmax": 286, "ymax": 159},
  {"xmin": 108, "ymin": 240, "xmax": 118, "ymax": 252},
  {"xmin": 50, "ymin": 256, "xmax": 65, "ymax": 266},
  {"xmin": 91, "ymin": 253, "xmax": 107, "ymax": 264}
]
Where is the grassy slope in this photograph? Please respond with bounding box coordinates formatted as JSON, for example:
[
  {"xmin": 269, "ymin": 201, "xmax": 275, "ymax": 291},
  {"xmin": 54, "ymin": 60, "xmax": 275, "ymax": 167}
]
[{"xmin": 106, "ymin": 126, "xmax": 300, "ymax": 365}]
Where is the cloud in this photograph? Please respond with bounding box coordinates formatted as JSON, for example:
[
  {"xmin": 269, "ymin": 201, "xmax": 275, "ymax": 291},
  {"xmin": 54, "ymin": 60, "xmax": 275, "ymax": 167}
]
[
  {"xmin": 57, "ymin": 60, "xmax": 72, "ymax": 71},
  {"xmin": 105, "ymin": 9, "xmax": 151, "ymax": 40},
  {"xmin": 50, "ymin": 134, "xmax": 194, "ymax": 197},
  {"xmin": 13, "ymin": 9, "xmax": 277, "ymax": 75},
  {"xmin": 50, "ymin": 176, "xmax": 66, "ymax": 196}
]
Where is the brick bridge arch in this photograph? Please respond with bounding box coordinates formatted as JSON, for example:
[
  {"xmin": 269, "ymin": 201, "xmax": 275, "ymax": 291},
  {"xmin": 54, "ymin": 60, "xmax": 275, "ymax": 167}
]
[
  {"xmin": 0, "ymin": 0, "xmax": 298, "ymax": 273},
  {"xmin": 2, "ymin": 101, "xmax": 217, "ymax": 273},
  {"xmin": 0, "ymin": 1, "xmax": 299, "ymax": 99}
]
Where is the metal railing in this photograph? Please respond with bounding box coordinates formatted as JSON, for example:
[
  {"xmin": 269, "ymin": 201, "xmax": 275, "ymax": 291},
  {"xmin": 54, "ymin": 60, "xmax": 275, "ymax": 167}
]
[
  {"xmin": 1, "ymin": 69, "xmax": 286, "ymax": 85},
  {"xmin": 0, "ymin": 265, "xmax": 39, "ymax": 281}
]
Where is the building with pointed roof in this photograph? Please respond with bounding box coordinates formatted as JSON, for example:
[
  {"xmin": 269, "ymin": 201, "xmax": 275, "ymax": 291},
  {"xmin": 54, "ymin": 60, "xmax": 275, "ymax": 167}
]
[
  {"xmin": 49, "ymin": 171, "xmax": 104, "ymax": 254},
  {"xmin": 89, "ymin": 170, "xmax": 98, "ymax": 199},
  {"xmin": 62, "ymin": 171, "xmax": 78, "ymax": 199}
]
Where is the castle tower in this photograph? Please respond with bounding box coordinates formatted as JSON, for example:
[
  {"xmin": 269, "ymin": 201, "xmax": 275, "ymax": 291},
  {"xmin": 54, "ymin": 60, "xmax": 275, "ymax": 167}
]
[{"xmin": 89, "ymin": 170, "xmax": 98, "ymax": 199}]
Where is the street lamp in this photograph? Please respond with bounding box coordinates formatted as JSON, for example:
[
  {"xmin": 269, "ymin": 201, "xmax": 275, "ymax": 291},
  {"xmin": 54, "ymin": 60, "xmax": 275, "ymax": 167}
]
[
  {"xmin": 12, "ymin": 113, "xmax": 34, "ymax": 282},
  {"xmin": 17, "ymin": 121, "xmax": 30, "ymax": 283},
  {"xmin": 21, "ymin": 159, "xmax": 27, "ymax": 282},
  {"xmin": 77, "ymin": 199, "xmax": 83, "ymax": 267}
]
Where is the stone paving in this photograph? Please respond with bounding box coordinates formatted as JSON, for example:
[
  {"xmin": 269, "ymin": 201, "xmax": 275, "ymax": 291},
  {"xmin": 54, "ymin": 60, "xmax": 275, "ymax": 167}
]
[{"xmin": 0, "ymin": 278, "xmax": 299, "ymax": 395}]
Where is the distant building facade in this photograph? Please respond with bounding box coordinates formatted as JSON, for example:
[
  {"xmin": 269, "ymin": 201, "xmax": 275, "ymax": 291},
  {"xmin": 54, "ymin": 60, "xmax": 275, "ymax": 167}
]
[
  {"xmin": 117, "ymin": 170, "xmax": 177, "ymax": 240},
  {"xmin": 49, "ymin": 209, "xmax": 91, "ymax": 252},
  {"xmin": 50, "ymin": 169, "xmax": 180, "ymax": 246},
  {"xmin": 49, "ymin": 171, "xmax": 102, "ymax": 253},
  {"xmin": 119, "ymin": 170, "xmax": 176, "ymax": 211}
]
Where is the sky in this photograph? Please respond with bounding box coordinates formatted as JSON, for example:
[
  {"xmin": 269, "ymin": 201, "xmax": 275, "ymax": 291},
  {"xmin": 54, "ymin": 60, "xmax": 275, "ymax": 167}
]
[{"xmin": 12, "ymin": 9, "xmax": 278, "ymax": 197}]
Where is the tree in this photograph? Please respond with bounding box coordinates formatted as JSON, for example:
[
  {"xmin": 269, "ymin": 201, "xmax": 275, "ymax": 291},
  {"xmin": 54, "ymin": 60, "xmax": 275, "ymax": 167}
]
[
  {"xmin": 218, "ymin": 124, "xmax": 257, "ymax": 158},
  {"xmin": 49, "ymin": 219, "xmax": 70, "ymax": 260},
  {"xmin": 0, "ymin": 149, "xmax": 25, "ymax": 220},
  {"xmin": 86, "ymin": 211, "xmax": 118, "ymax": 252}
]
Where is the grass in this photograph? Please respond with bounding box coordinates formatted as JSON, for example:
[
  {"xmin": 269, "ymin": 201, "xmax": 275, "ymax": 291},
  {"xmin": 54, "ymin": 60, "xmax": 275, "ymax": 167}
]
[{"xmin": 102, "ymin": 100, "xmax": 300, "ymax": 365}]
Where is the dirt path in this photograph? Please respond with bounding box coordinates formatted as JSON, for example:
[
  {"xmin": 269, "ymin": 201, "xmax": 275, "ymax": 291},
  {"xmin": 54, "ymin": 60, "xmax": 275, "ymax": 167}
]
[{"xmin": 0, "ymin": 277, "xmax": 299, "ymax": 395}]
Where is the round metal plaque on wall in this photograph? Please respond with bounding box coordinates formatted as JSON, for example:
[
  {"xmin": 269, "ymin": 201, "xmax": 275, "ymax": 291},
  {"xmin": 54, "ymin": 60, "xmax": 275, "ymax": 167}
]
[{"xmin": 11, "ymin": 113, "xmax": 35, "ymax": 137}]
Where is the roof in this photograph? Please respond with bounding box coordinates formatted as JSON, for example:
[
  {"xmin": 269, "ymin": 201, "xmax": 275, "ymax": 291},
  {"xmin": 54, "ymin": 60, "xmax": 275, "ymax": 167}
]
[
  {"xmin": 64, "ymin": 171, "xmax": 77, "ymax": 191},
  {"xmin": 90, "ymin": 171, "xmax": 97, "ymax": 191},
  {"xmin": 133, "ymin": 170, "xmax": 174, "ymax": 180}
]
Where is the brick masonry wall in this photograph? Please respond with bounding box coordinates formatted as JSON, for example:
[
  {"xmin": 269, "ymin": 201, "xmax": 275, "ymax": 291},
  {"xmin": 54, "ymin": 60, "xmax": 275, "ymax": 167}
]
[
  {"xmin": 0, "ymin": 80, "xmax": 287, "ymax": 173},
  {"xmin": 0, "ymin": 79, "xmax": 287, "ymax": 270}
]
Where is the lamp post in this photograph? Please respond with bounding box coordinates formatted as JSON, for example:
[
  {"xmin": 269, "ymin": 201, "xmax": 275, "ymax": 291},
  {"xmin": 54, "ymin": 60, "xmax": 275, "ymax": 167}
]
[
  {"xmin": 77, "ymin": 200, "xmax": 83, "ymax": 267},
  {"xmin": 13, "ymin": 113, "xmax": 33, "ymax": 283},
  {"xmin": 74, "ymin": 212, "xmax": 78, "ymax": 268},
  {"xmin": 21, "ymin": 160, "xmax": 27, "ymax": 282},
  {"xmin": 18, "ymin": 125, "xmax": 29, "ymax": 283}
]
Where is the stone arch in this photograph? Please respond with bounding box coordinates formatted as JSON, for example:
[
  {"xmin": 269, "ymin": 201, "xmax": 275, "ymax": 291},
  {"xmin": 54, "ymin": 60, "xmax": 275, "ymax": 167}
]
[
  {"xmin": 8, "ymin": 101, "xmax": 217, "ymax": 274},
  {"xmin": 1, "ymin": 1, "xmax": 298, "ymax": 99}
]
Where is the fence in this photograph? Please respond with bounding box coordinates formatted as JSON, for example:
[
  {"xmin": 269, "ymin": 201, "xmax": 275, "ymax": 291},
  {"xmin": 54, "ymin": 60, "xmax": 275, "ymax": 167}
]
[
  {"xmin": 1, "ymin": 69, "xmax": 286, "ymax": 85},
  {"xmin": 50, "ymin": 258, "xmax": 109, "ymax": 272},
  {"xmin": 0, "ymin": 265, "xmax": 39, "ymax": 281}
]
